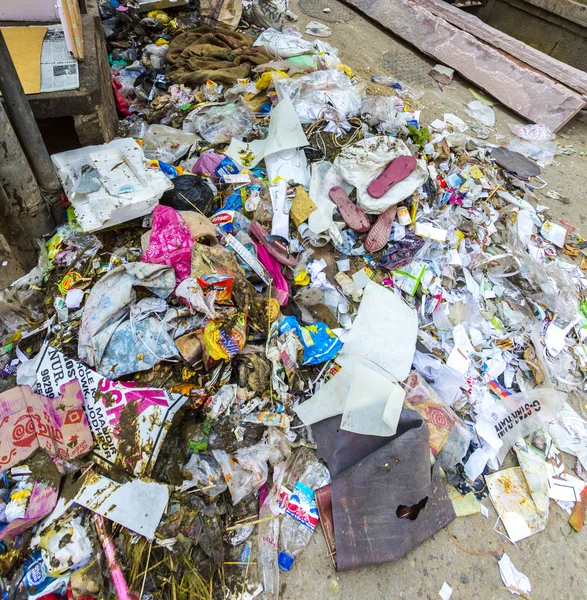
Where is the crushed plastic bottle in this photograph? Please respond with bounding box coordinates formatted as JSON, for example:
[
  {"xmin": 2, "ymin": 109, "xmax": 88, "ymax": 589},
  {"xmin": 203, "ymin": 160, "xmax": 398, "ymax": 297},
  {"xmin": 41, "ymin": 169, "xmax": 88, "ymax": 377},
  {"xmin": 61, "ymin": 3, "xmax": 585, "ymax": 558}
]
[
  {"xmin": 371, "ymin": 74, "xmax": 402, "ymax": 89},
  {"xmin": 257, "ymin": 448, "xmax": 330, "ymax": 598}
]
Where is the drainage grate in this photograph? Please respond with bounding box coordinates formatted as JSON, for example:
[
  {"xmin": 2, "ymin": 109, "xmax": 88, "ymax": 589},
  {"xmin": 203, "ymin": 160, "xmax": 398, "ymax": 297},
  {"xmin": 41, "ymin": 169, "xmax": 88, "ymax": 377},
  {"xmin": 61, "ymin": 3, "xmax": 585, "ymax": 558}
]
[
  {"xmin": 299, "ymin": 0, "xmax": 356, "ymax": 23},
  {"xmin": 380, "ymin": 47, "xmax": 436, "ymax": 89}
]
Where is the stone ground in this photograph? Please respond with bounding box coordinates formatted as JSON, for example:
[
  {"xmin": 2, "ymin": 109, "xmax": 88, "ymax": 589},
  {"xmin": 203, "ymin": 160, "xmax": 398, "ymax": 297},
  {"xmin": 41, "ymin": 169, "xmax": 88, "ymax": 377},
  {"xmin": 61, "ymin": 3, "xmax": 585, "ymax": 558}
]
[{"xmin": 281, "ymin": 1, "xmax": 587, "ymax": 599}]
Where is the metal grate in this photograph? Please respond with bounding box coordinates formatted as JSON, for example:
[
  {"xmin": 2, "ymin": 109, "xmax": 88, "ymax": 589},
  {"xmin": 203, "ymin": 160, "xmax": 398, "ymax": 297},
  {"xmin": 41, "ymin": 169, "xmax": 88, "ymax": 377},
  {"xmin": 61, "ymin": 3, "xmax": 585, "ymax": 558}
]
[
  {"xmin": 380, "ymin": 47, "xmax": 436, "ymax": 89},
  {"xmin": 298, "ymin": 0, "xmax": 356, "ymax": 23}
]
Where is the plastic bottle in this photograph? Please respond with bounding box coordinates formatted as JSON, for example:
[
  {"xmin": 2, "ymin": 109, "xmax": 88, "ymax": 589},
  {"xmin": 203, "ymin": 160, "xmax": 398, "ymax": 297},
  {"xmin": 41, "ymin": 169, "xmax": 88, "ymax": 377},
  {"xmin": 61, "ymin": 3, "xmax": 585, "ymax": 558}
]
[
  {"xmin": 277, "ymin": 455, "xmax": 330, "ymax": 572},
  {"xmin": 371, "ymin": 74, "xmax": 402, "ymax": 89},
  {"xmin": 257, "ymin": 449, "xmax": 330, "ymax": 598}
]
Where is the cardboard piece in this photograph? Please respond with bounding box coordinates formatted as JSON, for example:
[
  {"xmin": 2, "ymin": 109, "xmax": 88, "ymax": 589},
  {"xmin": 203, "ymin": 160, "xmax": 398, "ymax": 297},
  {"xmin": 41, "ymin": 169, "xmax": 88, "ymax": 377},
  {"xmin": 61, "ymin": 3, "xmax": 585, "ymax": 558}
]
[
  {"xmin": 0, "ymin": 380, "xmax": 92, "ymax": 474},
  {"xmin": 1, "ymin": 26, "xmax": 47, "ymax": 94},
  {"xmin": 35, "ymin": 346, "xmax": 187, "ymax": 477},
  {"xmin": 73, "ymin": 471, "xmax": 169, "ymax": 540},
  {"xmin": 0, "ymin": 482, "xmax": 59, "ymax": 541}
]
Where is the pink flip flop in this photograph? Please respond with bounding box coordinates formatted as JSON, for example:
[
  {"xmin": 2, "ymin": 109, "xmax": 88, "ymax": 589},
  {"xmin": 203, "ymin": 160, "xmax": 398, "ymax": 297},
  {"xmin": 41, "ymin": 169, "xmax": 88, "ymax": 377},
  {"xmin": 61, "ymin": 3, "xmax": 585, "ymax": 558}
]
[
  {"xmin": 364, "ymin": 205, "xmax": 398, "ymax": 253},
  {"xmin": 367, "ymin": 155, "xmax": 418, "ymax": 199},
  {"xmin": 250, "ymin": 221, "xmax": 298, "ymax": 268},
  {"xmin": 328, "ymin": 186, "xmax": 371, "ymax": 233}
]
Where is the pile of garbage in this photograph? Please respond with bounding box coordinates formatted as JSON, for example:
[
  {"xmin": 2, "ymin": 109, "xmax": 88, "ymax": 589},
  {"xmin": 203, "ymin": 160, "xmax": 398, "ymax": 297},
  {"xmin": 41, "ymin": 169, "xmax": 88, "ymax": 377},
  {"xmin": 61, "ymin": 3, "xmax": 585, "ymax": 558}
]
[{"xmin": 1, "ymin": 1, "xmax": 587, "ymax": 598}]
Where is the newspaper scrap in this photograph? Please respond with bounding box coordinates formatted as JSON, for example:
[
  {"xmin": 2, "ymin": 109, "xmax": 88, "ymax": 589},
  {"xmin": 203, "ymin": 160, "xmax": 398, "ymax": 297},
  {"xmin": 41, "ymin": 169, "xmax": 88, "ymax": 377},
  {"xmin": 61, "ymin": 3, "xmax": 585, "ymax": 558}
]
[
  {"xmin": 0, "ymin": 380, "xmax": 93, "ymax": 474},
  {"xmin": 40, "ymin": 25, "xmax": 79, "ymax": 93},
  {"xmin": 35, "ymin": 346, "xmax": 187, "ymax": 477}
]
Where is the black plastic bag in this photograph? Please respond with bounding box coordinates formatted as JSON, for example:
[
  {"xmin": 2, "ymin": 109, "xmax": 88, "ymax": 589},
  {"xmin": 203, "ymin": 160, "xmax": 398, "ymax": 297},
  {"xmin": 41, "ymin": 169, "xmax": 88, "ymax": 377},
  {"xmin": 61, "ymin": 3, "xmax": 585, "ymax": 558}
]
[{"xmin": 160, "ymin": 174, "xmax": 217, "ymax": 215}]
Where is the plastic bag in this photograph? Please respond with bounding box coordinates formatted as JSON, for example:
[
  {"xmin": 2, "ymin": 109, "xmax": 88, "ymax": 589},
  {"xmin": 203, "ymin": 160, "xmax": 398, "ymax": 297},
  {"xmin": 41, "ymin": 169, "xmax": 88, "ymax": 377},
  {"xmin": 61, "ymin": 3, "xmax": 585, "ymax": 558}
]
[
  {"xmin": 508, "ymin": 123, "xmax": 555, "ymax": 142},
  {"xmin": 245, "ymin": 0, "xmax": 289, "ymax": 30},
  {"xmin": 141, "ymin": 206, "xmax": 194, "ymax": 283},
  {"xmin": 404, "ymin": 371, "xmax": 471, "ymax": 468},
  {"xmin": 200, "ymin": 0, "xmax": 242, "ymax": 29},
  {"xmin": 179, "ymin": 453, "xmax": 227, "ymax": 496},
  {"xmin": 475, "ymin": 387, "xmax": 567, "ymax": 462},
  {"xmin": 334, "ymin": 136, "xmax": 429, "ymax": 214},
  {"xmin": 212, "ymin": 441, "xmax": 271, "ymax": 504},
  {"xmin": 279, "ymin": 315, "xmax": 342, "ymax": 365},
  {"xmin": 465, "ymin": 100, "xmax": 495, "ymax": 127},
  {"xmin": 183, "ymin": 102, "xmax": 253, "ymax": 144},
  {"xmin": 275, "ymin": 69, "xmax": 363, "ymax": 123},
  {"xmin": 253, "ymin": 27, "xmax": 314, "ymax": 57},
  {"xmin": 141, "ymin": 44, "xmax": 168, "ymax": 70},
  {"xmin": 160, "ymin": 174, "xmax": 216, "ymax": 215},
  {"xmin": 360, "ymin": 96, "xmax": 404, "ymax": 128},
  {"xmin": 142, "ymin": 125, "xmax": 199, "ymax": 164},
  {"xmin": 507, "ymin": 139, "xmax": 559, "ymax": 167}
]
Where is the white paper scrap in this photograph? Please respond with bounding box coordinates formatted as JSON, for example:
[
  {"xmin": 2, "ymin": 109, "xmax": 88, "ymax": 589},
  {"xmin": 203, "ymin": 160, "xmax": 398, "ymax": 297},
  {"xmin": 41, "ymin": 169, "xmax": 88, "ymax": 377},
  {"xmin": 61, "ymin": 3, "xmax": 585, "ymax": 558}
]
[
  {"xmin": 498, "ymin": 554, "xmax": 531, "ymax": 597},
  {"xmin": 439, "ymin": 582, "xmax": 453, "ymax": 600}
]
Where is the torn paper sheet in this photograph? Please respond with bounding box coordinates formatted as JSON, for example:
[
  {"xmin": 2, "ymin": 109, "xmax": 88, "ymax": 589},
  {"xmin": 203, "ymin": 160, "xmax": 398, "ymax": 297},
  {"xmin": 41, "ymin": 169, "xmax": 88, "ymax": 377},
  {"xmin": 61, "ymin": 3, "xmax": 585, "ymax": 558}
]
[
  {"xmin": 73, "ymin": 471, "xmax": 168, "ymax": 539},
  {"xmin": 486, "ymin": 467, "xmax": 547, "ymax": 542},
  {"xmin": 514, "ymin": 440, "xmax": 550, "ymax": 514},
  {"xmin": 498, "ymin": 553, "xmax": 531, "ymax": 597},
  {"xmin": 439, "ymin": 582, "xmax": 452, "ymax": 600},
  {"xmin": 35, "ymin": 346, "xmax": 187, "ymax": 477},
  {"xmin": 0, "ymin": 380, "xmax": 93, "ymax": 474},
  {"xmin": 547, "ymin": 473, "xmax": 587, "ymax": 502},
  {"xmin": 337, "ymin": 282, "xmax": 418, "ymax": 381},
  {"xmin": 341, "ymin": 363, "xmax": 405, "ymax": 437},
  {"xmin": 270, "ymin": 179, "xmax": 289, "ymax": 239},
  {"xmin": 225, "ymin": 97, "xmax": 308, "ymax": 168}
]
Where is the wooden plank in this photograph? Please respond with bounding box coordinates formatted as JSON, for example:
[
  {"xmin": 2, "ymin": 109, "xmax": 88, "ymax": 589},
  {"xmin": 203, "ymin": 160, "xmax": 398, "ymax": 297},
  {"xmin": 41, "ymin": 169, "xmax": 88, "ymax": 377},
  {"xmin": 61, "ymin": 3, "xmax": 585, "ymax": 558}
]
[
  {"xmin": 416, "ymin": 0, "xmax": 587, "ymax": 96},
  {"xmin": 341, "ymin": 0, "xmax": 586, "ymax": 131}
]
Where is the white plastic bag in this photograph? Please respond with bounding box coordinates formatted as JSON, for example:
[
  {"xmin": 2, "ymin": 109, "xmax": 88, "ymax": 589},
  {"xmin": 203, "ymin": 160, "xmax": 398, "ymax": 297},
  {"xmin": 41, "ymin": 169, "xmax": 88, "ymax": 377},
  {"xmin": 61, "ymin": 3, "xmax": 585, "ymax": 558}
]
[
  {"xmin": 334, "ymin": 136, "xmax": 429, "ymax": 214},
  {"xmin": 253, "ymin": 27, "xmax": 314, "ymax": 57},
  {"xmin": 466, "ymin": 100, "xmax": 495, "ymax": 127},
  {"xmin": 508, "ymin": 122, "xmax": 555, "ymax": 142},
  {"xmin": 142, "ymin": 124, "xmax": 199, "ymax": 163},
  {"xmin": 275, "ymin": 69, "xmax": 363, "ymax": 124}
]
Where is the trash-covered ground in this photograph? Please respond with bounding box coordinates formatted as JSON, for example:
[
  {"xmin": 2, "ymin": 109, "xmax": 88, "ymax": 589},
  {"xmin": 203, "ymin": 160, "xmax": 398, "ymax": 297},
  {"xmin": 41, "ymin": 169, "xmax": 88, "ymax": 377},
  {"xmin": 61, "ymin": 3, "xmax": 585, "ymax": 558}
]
[{"xmin": 2, "ymin": 1, "xmax": 587, "ymax": 599}]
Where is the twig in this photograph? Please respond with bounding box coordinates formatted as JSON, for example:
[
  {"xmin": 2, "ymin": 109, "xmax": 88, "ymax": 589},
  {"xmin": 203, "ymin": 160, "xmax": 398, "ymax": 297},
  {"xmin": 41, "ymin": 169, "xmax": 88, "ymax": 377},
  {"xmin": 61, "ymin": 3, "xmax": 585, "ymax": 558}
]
[
  {"xmin": 225, "ymin": 514, "xmax": 280, "ymax": 531},
  {"xmin": 223, "ymin": 561, "xmax": 258, "ymax": 565},
  {"xmin": 138, "ymin": 541, "xmax": 152, "ymax": 600}
]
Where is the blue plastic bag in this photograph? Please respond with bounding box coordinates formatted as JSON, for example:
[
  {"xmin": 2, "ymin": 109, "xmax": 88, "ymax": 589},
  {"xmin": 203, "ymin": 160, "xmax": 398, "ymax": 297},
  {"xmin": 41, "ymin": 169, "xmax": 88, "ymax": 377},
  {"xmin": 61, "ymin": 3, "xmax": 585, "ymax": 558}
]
[{"xmin": 279, "ymin": 316, "xmax": 342, "ymax": 365}]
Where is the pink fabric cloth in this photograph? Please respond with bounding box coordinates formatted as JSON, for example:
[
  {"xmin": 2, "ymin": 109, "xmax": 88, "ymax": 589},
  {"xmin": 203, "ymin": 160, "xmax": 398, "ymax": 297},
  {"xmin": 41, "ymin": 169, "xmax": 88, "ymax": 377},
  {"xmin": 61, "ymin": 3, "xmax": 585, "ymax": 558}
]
[
  {"xmin": 254, "ymin": 241, "xmax": 289, "ymax": 306},
  {"xmin": 142, "ymin": 206, "xmax": 194, "ymax": 283}
]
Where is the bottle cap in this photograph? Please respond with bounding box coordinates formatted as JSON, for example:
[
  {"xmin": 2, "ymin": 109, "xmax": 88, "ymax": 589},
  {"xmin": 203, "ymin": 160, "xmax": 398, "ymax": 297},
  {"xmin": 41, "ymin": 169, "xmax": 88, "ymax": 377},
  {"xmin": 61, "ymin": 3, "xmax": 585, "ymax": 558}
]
[{"xmin": 278, "ymin": 552, "xmax": 294, "ymax": 571}]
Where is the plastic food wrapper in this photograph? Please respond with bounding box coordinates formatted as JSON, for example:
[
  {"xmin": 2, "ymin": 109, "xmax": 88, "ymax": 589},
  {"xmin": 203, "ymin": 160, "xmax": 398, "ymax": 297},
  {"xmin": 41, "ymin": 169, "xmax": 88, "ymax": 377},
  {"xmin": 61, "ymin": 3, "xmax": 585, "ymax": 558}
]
[
  {"xmin": 334, "ymin": 137, "xmax": 428, "ymax": 214},
  {"xmin": 203, "ymin": 313, "xmax": 247, "ymax": 361},
  {"xmin": 225, "ymin": 97, "xmax": 308, "ymax": 169},
  {"xmin": 52, "ymin": 139, "xmax": 173, "ymax": 232},
  {"xmin": 474, "ymin": 387, "xmax": 566, "ymax": 463},
  {"xmin": 486, "ymin": 467, "xmax": 548, "ymax": 542},
  {"xmin": 404, "ymin": 372, "xmax": 470, "ymax": 468},
  {"xmin": 253, "ymin": 27, "xmax": 315, "ymax": 57},
  {"xmin": 78, "ymin": 262, "xmax": 178, "ymax": 378},
  {"xmin": 142, "ymin": 124, "xmax": 198, "ymax": 163},
  {"xmin": 0, "ymin": 380, "xmax": 92, "ymax": 473},
  {"xmin": 0, "ymin": 482, "xmax": 59, "ymax": 541},
  {"xmin": 35, "ymin": 346, "xmax": 187, "ymax": 476},
  {"xmin": 197, "ymin": 274, "xmax": 234, "ymax": 304},
  {"xmin": 279, "ymin": 316, "xmax": 342, "ymax": 365},
  {"xmin": 21, "ymin": 550, "xmax": 69, "ymax": 600},
  {"xmin": 313, "ymin": 410, "xmax": 456, "ymax": 570},
  {"xmin": 275, "ymin": 69, "xmax": 363, "ymax": 124},
  {"xmin": 183, "ymin": 101, "xmax": 253, "ymax": 144},
  {"xmin": 142, "ymin": 206, "xmax": 194, "ymax": 283}
]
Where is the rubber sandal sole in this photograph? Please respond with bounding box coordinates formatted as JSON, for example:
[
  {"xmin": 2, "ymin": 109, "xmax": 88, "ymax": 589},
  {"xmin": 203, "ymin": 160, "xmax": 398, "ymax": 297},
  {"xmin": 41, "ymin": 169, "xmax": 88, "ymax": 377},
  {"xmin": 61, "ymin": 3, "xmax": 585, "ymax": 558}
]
[
  {"xmin": 367, "ymin": 155, "xmax": 418, "ymax": 199},
  {"xmin": 328, "ymin": 186, "xmax": 371, "ymax": 233},
  {"xmin": 364, "ymin": 205, "xmax": 398, "ymax": 253}
]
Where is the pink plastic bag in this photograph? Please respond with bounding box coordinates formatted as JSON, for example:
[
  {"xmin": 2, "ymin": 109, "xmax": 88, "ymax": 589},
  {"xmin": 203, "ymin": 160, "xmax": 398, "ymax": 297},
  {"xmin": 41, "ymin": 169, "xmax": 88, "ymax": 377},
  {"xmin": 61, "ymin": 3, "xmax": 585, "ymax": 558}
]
[
  {"xmin": 142, "ymin": 206, "xmax": 194, "ymax": 284},
  {"xmin": 254, "ymin": 241, "xmax": 289, "ymax": 306}
]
